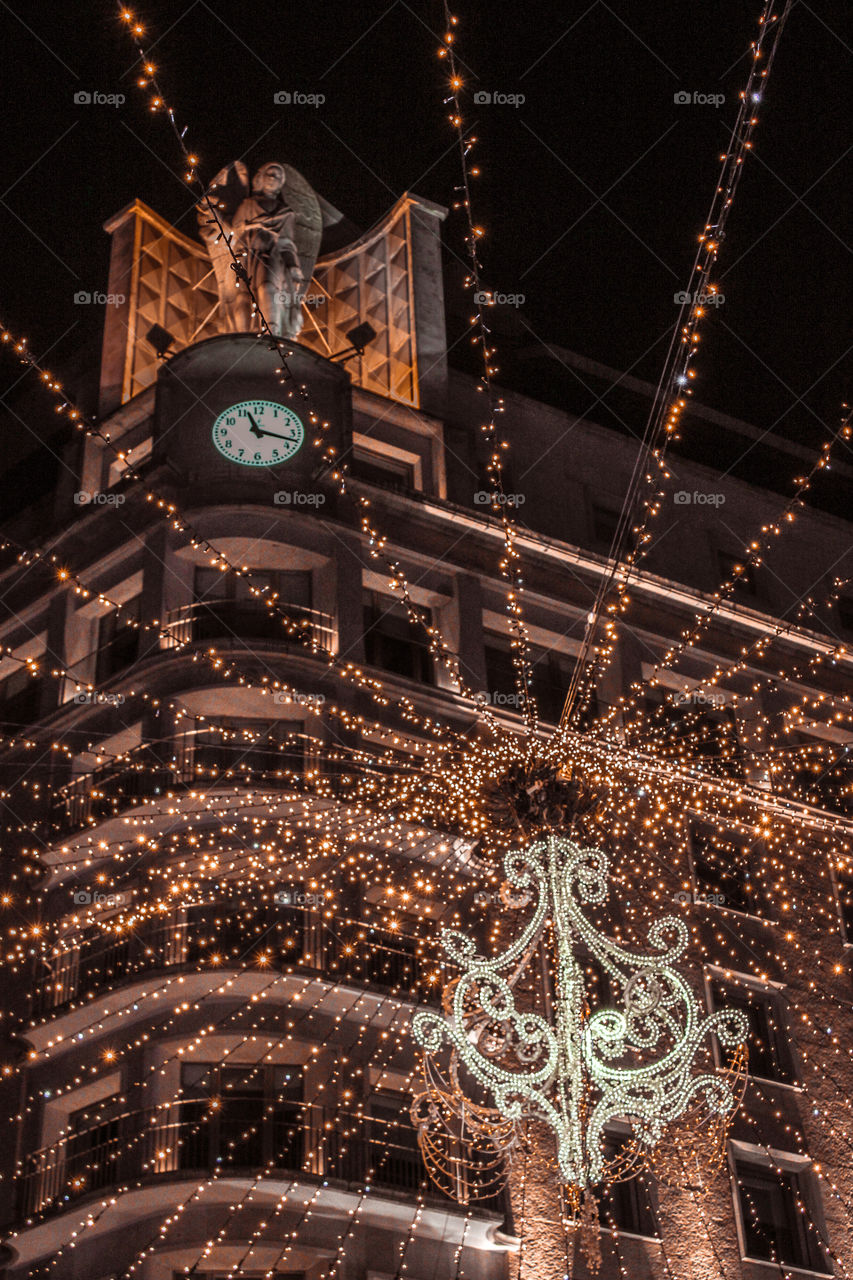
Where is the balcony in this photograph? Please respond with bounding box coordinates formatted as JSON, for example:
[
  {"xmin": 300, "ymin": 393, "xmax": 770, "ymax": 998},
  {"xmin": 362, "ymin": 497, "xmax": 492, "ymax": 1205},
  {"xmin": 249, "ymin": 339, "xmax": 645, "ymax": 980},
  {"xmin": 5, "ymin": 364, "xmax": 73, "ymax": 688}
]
[
  {"xmin": 30, "ymin": 904, "xmax": 441, "ymax": 1019},
  {"xmin": 49, "ymin": 729, "xmax": 320, "ymax": 836},
  {"xmin": 17, "ymin": 1102, "xmax": 502, "ymax": 1223},
  {"xmin": 161, "ymin": 598, "xmax": 335, "ymax": 656},
  {"xmin": 59, "ymin": 599, "xmax": 335, "ymax": 704}
]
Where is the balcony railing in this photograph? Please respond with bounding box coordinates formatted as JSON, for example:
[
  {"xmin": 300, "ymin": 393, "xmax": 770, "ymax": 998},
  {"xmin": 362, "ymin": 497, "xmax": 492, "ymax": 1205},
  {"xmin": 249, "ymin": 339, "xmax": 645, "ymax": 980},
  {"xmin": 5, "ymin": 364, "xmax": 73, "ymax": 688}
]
[
  {"xmin": 31, "ymin": 905, "xmax": 442, "ymax": 1018},
  {"xmin": 49, "ymin": 730, "xmax": 321, "ymax": 836},
  {"xmin": 161, "ymin": 598, "xmax": 335, "ymax": 656},
  {"xmin": 59, "ymin": 599, "xmax": 335, "ymax": 704},
  {"xmin": 17, "ymin": 1101, "xmax": 495, "ymax": 1223}
]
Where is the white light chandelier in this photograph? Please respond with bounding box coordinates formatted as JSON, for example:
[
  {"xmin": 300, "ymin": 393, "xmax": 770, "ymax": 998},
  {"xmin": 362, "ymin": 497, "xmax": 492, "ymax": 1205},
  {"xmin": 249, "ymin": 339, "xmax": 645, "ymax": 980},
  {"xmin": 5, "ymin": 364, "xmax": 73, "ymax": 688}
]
[{"xmin": 412, "ymin": 834, "xmax": 748, "ymax": 1212}]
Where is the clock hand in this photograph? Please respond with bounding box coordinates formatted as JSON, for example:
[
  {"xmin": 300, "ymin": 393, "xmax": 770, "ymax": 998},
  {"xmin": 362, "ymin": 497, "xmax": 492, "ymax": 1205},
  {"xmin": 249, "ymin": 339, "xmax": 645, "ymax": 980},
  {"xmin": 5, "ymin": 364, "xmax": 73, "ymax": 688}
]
[{"xmin": 244, "ymin": 416, "xmax": 299, "ymax": 444}]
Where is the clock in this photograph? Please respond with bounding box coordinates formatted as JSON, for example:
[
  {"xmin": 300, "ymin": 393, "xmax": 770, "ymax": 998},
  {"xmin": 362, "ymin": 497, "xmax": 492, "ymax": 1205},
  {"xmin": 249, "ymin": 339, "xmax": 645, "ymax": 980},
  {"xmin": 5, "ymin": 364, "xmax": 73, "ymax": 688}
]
[{"xmin": 211, "ymin": 400, "xmax": 306, "ymax": 467}]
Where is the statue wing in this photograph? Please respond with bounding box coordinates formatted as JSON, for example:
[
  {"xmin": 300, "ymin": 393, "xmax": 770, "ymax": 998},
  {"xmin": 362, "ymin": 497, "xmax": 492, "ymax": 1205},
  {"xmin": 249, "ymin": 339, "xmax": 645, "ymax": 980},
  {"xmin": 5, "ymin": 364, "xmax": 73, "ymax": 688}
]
[
  {"xmin": 197, "ymin": 161, "xmax": 250, "ymax": 305},
  {"xmin": 282, "ymin": 164, "xmax": 323, "ymax": 281}
]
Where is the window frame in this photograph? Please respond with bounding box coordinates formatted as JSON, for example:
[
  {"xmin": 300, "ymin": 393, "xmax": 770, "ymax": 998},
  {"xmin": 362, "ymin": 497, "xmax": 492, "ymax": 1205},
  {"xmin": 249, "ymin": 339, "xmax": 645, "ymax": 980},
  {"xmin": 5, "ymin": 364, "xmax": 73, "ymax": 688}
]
[{"xmin": 730, "ymin": 1149, "xmax": 831, "ymax": 1275}]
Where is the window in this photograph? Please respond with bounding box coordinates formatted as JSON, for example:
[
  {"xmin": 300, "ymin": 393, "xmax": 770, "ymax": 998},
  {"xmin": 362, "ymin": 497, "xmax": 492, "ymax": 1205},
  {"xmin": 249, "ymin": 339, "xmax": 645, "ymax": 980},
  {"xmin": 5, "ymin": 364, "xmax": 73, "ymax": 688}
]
[
  {"xmin": 780, "ymin": 733, "xmax": 853, "ymax": 817},
  {"xmin": 595, "ymin": 1132, "xmax": 657, "ymax": 1237},
  {"xmin": 0, "ymin": 666, "xmax": 43, "ymax": 727},
  {"xmin": 734, "ymin": 1160, "xmax": 830, "ymax": 1272},
  {"xmin": 690, "ymin": 822, "xmax": 764, "ymax": 915},
  {"xmin": 96, "ymin": 597, "xmax": 142, "ymax": 681},
  {"xmin": 834, "ymin": 866, "xmax": 853, "ymax": 943},
  {"xmin": 192, "ymin": 718, "xmax": 305, "ymax": 781},
  {"xmin": 647, "ymin": 692, "xmax": 743, "ymax": 778},
  {"xmin": 710, "ymin": 979, "xmax": 794, "ymax": 1084},
  {"xmin": 351, "ymin": 446, "xmax": 416, "ymax": 491},
  {"xmin": 363, "ymin": 591, "xmax": 434, "ymax": 684},
  {"xmin": 484, "ymin": 636, "xmax": 597, "ymax": 727},
  {"xmin": 66, "ymin": 1094, "xmax": 124, "ymax": 1198},
  {"xmin": 367, "ymin": 1091, "xmax": 424, "ymax": 1192},
  {"xmin": 178, "ymin": 1063, "xmax": 303, "ymax": 1172},
  {"xmin": 192, "ymin": 568, "xmax": 313, "ymax": 645},
  {"xmin": 717, "ymin": 549, "xmax": 757, "ymax": 598}
]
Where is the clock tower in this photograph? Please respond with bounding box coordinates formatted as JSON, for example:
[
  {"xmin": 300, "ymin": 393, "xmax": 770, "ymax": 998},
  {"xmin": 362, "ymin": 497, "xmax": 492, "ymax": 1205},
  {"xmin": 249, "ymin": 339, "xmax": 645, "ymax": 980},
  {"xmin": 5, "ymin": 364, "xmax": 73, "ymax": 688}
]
[{"xmin": 152, "ymin": 333, "xmax": 352, "ymax": 491}]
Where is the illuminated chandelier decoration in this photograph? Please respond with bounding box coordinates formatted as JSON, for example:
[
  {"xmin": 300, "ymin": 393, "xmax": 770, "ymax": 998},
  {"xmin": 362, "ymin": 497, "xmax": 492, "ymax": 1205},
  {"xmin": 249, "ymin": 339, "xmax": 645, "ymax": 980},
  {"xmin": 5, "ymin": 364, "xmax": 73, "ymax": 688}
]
[{"xmin": 412, "ymin": 815, "xmax": 748, "ymax": 1263}]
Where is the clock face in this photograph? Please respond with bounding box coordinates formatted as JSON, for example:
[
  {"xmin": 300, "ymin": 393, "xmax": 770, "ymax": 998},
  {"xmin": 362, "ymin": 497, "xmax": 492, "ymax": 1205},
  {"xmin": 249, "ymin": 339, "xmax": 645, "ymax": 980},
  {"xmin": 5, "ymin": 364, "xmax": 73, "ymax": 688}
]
[{"xmin": 211, "ymin": 400, "xmax": 306, "ymax": 467}]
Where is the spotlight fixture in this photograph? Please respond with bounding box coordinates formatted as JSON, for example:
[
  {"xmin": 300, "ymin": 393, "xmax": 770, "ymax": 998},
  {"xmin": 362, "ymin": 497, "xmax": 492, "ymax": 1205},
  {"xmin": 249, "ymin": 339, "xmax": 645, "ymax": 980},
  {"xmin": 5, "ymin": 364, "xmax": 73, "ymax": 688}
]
[
  {"xmin": 145, "ymin": 323, "xmax": 176, "ymax": 360},
  {"xmin": 330, "ymin": 321, "xmax": 376, "ymax": 363}
]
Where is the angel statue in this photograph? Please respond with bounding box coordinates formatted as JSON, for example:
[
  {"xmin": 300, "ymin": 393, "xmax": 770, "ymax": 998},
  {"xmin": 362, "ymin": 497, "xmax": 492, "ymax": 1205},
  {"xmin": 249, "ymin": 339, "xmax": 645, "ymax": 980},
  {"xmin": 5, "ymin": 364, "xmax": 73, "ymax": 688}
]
[{"xmin": 197, "ymin": 160, "xmax": 343, "ymax": 339}]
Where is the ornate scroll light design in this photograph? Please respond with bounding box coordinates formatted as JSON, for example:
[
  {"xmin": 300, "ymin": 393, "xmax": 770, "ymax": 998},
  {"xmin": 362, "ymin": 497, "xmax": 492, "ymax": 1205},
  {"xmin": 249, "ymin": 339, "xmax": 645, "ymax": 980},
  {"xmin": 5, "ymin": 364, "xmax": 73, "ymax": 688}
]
[{"xmin": 412, "ymin": 835, "xmax": 748, "ymax": 1236}]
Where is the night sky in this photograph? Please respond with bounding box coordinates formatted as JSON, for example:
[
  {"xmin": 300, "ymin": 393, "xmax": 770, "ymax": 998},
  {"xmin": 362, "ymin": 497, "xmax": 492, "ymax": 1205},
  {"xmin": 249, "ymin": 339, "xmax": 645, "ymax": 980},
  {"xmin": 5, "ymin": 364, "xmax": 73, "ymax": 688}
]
[{"xmin": 0, "ymin": 0, "xmax": 849, "ymax": 474}]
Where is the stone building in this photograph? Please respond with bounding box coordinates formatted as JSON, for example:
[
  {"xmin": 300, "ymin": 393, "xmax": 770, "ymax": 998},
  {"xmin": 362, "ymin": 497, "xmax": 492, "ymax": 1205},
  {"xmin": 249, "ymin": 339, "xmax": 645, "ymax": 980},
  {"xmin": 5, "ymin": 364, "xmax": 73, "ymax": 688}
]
[{"xmin": 1, "ymin": 177, "xmax": 852, "ymax": 1279}]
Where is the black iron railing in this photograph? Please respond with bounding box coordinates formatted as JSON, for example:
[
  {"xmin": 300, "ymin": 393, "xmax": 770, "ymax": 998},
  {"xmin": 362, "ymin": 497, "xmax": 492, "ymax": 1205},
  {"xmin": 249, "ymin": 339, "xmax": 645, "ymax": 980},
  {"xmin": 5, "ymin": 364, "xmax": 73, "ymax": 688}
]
[
  {"xmin": 49, "ymin": 730, "xmax": 319, "ymax": 836},
  {"xmin": 17, "ymin": 1102, "xmax": 492, "ymax": 1222},
  {"xmin": 31, "ymin": 907, "xmax": 440, "ymax": 1018}
]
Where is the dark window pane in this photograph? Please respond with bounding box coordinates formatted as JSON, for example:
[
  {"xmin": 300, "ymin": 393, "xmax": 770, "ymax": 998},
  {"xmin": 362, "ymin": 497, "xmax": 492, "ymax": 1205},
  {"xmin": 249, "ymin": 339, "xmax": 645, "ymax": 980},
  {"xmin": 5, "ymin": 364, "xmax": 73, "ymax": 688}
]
[
  {"xmin": 691, "ymin": 824, "xmax": 762, "ymax": 914},
  {"xmin": 737, "ymin": 1165, "xmax": 829, "ymax": 1272},
  {"xmin": 363, "ymin": 593, "xmax": 434, "ymax": 685},
  {"xmin": 711, "ymin": 982, "xmax": 792, "ymax": 1083},
  {"xmin": 596, "ymin": 1133, "xmax": 657, "ymax": 1237},
  {"xmin": 96, "ymin": 597, "xmax": 142, "ymax": 680}
]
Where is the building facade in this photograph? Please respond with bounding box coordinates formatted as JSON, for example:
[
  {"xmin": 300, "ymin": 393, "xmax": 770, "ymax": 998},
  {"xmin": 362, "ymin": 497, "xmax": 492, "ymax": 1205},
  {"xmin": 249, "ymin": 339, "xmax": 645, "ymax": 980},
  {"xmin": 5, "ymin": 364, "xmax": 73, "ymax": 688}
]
[{"xmin": 1, "ymin": 183, "xmax": 852, "ymax": 1280}]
